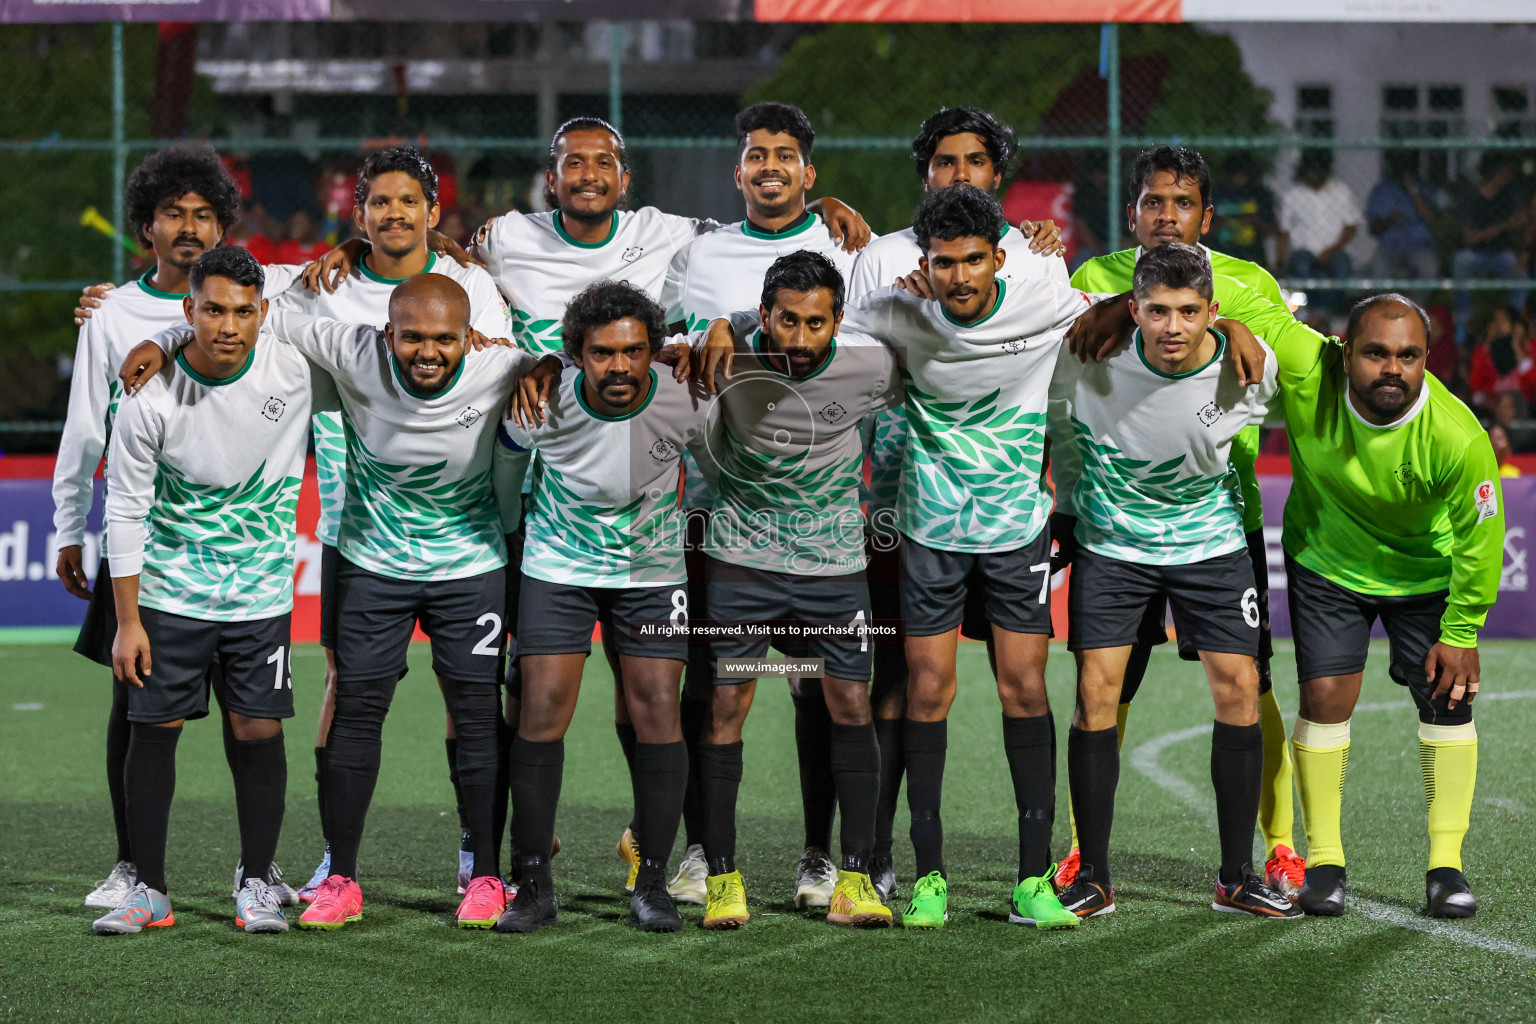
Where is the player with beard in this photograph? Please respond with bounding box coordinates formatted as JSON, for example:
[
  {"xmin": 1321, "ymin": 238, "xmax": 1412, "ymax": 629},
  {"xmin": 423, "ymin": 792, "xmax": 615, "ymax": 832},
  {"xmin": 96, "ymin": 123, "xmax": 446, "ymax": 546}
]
[
  {"xmin": 54, "ymin": 145, "xmax": 301, "ymax": 913},
  {"xmin": 845, "ymin": 106, "xmax": 1068, "ymax": 901},
  {"xmin": 265, "ymin": 146, "xmax": 513, "ymax": 903},
  {"xmin": 120, "ymin": 274, "xmax": 537, "ymax": 931},
  {"xmin": 492, "ymin": 282, "xmax": 710, "ymax": 934},
  {"xmin": 1181, "ymin": 287, "xmax": 1501, "ymax": 918},
  {"xmin": 1054, "ymin": 146, "xmax": 1305, "ymax": 902},
  {"xmin": 686, "ymin": 252, "xmax": 901, "ymax": 929}
]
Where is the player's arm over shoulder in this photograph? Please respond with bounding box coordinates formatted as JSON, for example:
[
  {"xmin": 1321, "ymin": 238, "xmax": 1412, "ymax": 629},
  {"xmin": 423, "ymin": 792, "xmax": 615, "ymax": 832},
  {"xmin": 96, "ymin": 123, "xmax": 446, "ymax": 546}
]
[{"xmin": 1214, "ymin": 274, "xmax": 1324, "ymax": 385}]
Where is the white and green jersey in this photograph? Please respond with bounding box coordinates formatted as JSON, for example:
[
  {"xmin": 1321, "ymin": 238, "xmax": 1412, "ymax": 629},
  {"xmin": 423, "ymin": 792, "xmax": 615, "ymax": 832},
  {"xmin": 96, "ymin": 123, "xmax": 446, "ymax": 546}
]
[
  {"xmin": 52, "ymin": 266, "xmax": 301, "ymax": 551},
  {"xmin": 843, "ymin": 279, "xmax": 1093, "ymax": 553},
  {"xmin": 847, "ymin": 225, "xmax": 1070, "ymax": 515},
  {"xmin": 497, "ymin": 366, "xmax": 712, "ymax": 588},
  {"xmin": 153, "ymin": 308, "xmax": 536, "ymax": 582},
  {"xmin": 474, "ymin": 208, "xmax": 713, "ymax": 355},
  {"xmin": 663, "ymin": 212, "xmax": 866, "ymax": 507},
  {"xmin": 1049, "ymin": 329, "xmax": 1279, "ymax": 565},
  {"xmin": 104, "ymin": 335, "xmax": 313, "ymax": 621},
  {"xmin": 703, "ymin": 321, "xmax": 902, "ymax": 576},
  {"xmin": 272, "ymin": 252, "xmax": 511, "ymax": 546}
]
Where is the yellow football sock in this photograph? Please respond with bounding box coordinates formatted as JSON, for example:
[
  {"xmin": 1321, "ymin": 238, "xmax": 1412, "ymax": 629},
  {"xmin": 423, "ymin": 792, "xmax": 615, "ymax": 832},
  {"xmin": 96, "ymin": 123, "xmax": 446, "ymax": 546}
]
[
  {"xmin": 1068, "ymin": 702, "xmax": 1131, "ymax": 851},
  {"xmin": 1419, "ymin": 721, "xmax": 1478, "ymax": 872},
  {"xmin": 1258, "ymin": 688, "xmax": 1296, "ymax": 859},
  {"xmin": 1292, "ymin": 717, "xmax": 1350, "ymax": 868}
]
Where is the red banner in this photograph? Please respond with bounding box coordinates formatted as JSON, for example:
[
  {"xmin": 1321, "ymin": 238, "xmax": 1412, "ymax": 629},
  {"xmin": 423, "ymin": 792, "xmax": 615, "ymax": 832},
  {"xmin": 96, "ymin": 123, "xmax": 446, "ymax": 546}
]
[{"xmin": 754, "ymin": 0, "xmax": 1179, "ymax": 21}]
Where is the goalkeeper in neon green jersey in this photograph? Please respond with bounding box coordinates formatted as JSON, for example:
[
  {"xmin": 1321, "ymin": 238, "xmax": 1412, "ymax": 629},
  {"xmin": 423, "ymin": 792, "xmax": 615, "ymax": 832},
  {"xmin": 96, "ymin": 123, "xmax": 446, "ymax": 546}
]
[
  {"xmin": 1059, "ymin": 146, "xmax": 1304, "ymax": 899},
  {"xmin": 1211, "ymin": 284, "xmax": 1503, "ymax": 918}
]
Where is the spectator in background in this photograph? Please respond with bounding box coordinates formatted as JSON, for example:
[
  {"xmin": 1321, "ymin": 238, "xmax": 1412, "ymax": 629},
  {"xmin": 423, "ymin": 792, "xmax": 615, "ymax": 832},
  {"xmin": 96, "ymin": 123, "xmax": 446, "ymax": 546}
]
[
  {"xmin": 228, "ymin": 201, "xmax": 279, "ymax": 265},
  {"xmin": 1452, "ymin": 153, "xmax": 1529, "ymax": 337},
  {"xmin": 1278, "ymin": 149, "xmax": 1362, "ymax": 315},
  {"xmin": 1489, "ymin": 424, "xmax": 1521, "ymax": 477},
  {"xmin": 1367, "ymin": 151, "xmax": 1440, "ymax": 285},
  {"xmin": 1212, "ymin": 152, "xmax": 1276, "ymax": 266},
  {"xmin": 276, "ymin": 209, "xmax": 328, "ymax": 264},
  {"xmin": 1492, "ymin": 390, "xmax": 1532, "ymax": 453},
  {"xmin": 1424, "ymin": 302, "xmax": 1461, "ymax": 387},
  {"xmin": 1469, "ymin": 306, "xmax": 1535, "ymax": 407}
]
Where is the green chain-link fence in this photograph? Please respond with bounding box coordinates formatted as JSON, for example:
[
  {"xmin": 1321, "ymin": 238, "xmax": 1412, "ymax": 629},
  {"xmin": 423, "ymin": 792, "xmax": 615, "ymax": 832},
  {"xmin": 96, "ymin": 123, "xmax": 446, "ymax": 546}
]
[{"xmin": 4, "ymin": 20, "xmax": 1534, "ymax": 447}]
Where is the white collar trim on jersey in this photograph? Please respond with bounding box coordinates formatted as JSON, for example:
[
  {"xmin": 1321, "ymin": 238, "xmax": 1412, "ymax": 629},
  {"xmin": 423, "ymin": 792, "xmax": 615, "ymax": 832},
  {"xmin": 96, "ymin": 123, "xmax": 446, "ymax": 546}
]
[{"xmin": 1344, "ymin": 378, "xmax": 1428, "ymax": 431}]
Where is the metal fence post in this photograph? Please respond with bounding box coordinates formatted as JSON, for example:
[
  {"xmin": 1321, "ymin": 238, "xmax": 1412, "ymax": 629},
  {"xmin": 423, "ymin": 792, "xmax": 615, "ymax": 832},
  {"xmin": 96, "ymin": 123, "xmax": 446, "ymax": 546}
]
[
  {"xmin": 1101, "ymin": 22, "xmax": 1120, "ymax": 256},
  {"xmin": 608, "ymin": 22, "xmax": 624, "ymax": 134},
  {"xmin": 111, "ymin": 21, "xmax": 127, "ymax": 285}
]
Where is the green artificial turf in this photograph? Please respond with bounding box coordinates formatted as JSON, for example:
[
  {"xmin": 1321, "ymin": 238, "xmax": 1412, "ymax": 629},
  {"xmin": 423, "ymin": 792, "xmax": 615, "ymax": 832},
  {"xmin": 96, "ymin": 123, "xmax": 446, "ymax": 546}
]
[{"xmin": 2, "ymin": 640, "xmax": 1533, "ymax": 1023}]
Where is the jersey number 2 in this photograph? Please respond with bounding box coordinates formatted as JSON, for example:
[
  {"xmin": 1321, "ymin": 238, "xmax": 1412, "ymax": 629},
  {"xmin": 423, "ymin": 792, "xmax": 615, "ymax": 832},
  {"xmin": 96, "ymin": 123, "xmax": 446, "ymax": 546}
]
[{"xmin": 472, "ymin": 613, "xmax": 503, "ymax": 656}]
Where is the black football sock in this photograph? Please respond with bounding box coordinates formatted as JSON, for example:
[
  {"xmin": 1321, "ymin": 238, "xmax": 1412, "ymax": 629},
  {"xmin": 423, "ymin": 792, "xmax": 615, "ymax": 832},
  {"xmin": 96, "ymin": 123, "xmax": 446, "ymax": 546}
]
[
  {"xmin": 1003, "ymin": 713, "xmax": 1056, "ymax": 881},
  {"xmin": 1212, "ymin": 721, "xmax": 1264, "ymax": 885},
  {"xmin": 872, "ymin": 716, "xmax": 904, "ymax": 859},
  {"xmin": 697, "ymin": 741, "xmax": 744, "ymax": 876},
  {"xmin": 679, "ymin": 689, "xmax": 710, "ymax": 848},
  {"xmin": 323, "ymin": 675, "xmax": 398, "ymax": 880},
  {"xmin": 791, "ymin": 683, "xmax": 837, "ymax": 852},
  {"xmin": 509, "ymin": 737, "xmax": 564, "ymax": 883},
  {"xmin": 830, "ymin": 722, "xmax": 879, "ymax": 872},
  {"xmin": 616, "ymin": 721, "xmax": 640, "ymax": 837},
  {"xmin": 445, "ymin": 682, "xmax": 502, "ymax": 881},
  {"xmin": 445, "ymin": 737, "xmax": 468, "ymax": 837},
  {"xmin": 633, "ymin": 740, "xmax": 688, "ymax": 882},
  {"xmin": 313, "ymin": 745, "xmax": 329, "ymax": 845},
  {"xmin": 903, "ymin": 718, "xmax": 948, "ymax": 879},
  {"xmin": 107, "ymin": 678, "xmax": 134, "ymax": 863},
  {"xmin": 231, "ymin": 732, "xmax": 287, "ymax": 887},
  {"xmin": 491, "ymin": 716, "xmax": 513, "ymax": 867},
  {"xmin": 124, "ymin": 723, "xmax": 182, "ymax": 894},
  {"xmin": 1068, "ymin": 725, "xmax": 1120, "ymax": 890}
]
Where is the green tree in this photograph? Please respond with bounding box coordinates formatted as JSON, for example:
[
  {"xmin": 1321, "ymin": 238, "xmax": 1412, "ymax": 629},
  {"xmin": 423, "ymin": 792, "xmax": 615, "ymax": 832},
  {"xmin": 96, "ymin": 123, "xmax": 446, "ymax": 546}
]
[{"xmin": 743, "ymin": 23, "xmax": 1275, "ymax": 236}]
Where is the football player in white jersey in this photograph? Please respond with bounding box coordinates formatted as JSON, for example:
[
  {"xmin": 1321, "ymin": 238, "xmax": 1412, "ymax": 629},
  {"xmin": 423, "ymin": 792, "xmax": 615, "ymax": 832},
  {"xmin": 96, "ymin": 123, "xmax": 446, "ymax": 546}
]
[
  {"xmin": 92, "ymin": 248, "xmax": 312, "ymax": 936},
  {"xmin": 687, "ymin": 252, "xmax": 900, "ymax": 931},
  {"xmin": 54, "ymin": 146, "xmax": 301, "ymax": 912},
  {"xmin": 846, "ymin": 106, "xmax": 1068, "ymax": 901},
  {"xmin": 841, "ymin": 185, "xmax": 1094, "ymax": 931},
  {"xmin": 493, "ymin": 282, "xmax": 710, "ymax": 935},
  {"xmin": 267, "ymin": 146, "xmax": 514, "ymax": 903},
  {"xmin": 1047, "ymin": 243, "xmax": 1297, "ymax": 920},
  {"xmin": 659, "ymin": 101, "xmax": 886, "ymax": 908}
]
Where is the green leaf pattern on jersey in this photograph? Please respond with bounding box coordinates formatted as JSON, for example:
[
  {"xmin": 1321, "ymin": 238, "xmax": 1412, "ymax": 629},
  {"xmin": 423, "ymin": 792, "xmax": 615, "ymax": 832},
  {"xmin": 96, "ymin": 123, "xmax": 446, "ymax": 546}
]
[
  {"xmin": 713, "ymin": 444, "xmax": 864, "ymax": 571},
  {"xmin": 512, "ymin": 307, "xmax": 563, "ymax": 355},
  {"xmin": 523, "ymin": 461, "xmax": 687, "ymax": 586},
  {"xmin": 899, "ymin": 381, "xmax": 1048, "ymax": 549},
  {"xmin": 338, "ymin": 421, "xmax": 505, "ymax": 579},
  {"xmin": 865, "ymin": 405, "xmax": 908, "ymax": 513},
  {"xmin": 311, "ymin": 410, "xmax": 346, "ymax": 546},
  {"xmin": 141, "ymin": 459, "xmax": 300, "ymax": 618},
  {"xmin": 1069, "ymin": 416, "xmax": 1244, "ymax": 561}
]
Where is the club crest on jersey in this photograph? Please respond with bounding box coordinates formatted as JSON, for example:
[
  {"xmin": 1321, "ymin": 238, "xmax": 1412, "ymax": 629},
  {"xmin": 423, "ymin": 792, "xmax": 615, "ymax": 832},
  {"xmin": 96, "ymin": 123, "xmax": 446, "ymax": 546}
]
[
  {"xmin": 262, "ymin": 397, "xmax": 286, "ymax": 422},
  {"xmin": 457, "ymin": 407, "xmax": 483, "ymax": 429},
  {"xmin": 1395, "ymin": 463, "xmax": 1414, "ymax": 484},
  {"xmin": 649, "ymin": 439, "xmax": 679, "ymax": 462},
  {"xmin": 1475, "ymin": 480, "xmax": 1498, "ymax": 523},
  {"xmin": 621, "ymin": 246, "xmax": 645, "ymax": 264},
  {"xmin": 820, "ymin": 402, "xmax": 848, "ymax": 424},
  {"xmin": 1196, "ymin": 401, "xmax": 1222, "ymax": 427},
  {"xmin": 1001, "ymin": 338, "xmax": 1028, "ymax": 354}
]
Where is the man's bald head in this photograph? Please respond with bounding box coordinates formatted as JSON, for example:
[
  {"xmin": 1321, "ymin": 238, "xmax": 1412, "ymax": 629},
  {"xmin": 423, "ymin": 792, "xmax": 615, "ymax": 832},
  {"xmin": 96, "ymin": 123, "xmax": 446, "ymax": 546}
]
[
  {"xmin": 385, "ymin": 274, "xmax": 473, "ymax": 397},
  {"xmin": 1345, "ymin": 293, "xmax": 1431, "ymax": 348},
  {"xmin": 389, "ymin": 272, "xmax": 470, "ymax": 327}
]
